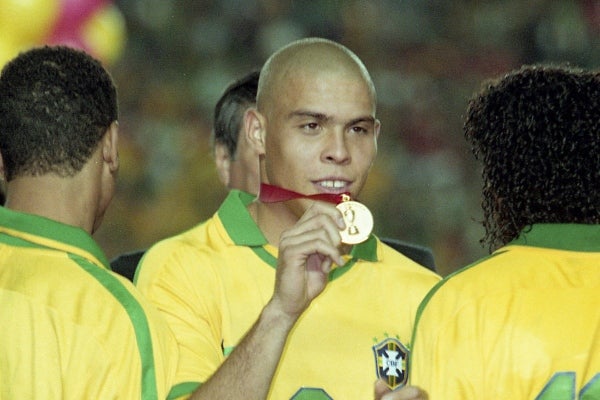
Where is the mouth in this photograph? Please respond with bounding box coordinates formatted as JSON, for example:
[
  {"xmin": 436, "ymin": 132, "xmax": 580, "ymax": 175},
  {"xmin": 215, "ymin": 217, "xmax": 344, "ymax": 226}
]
[{"xmin": 313, "ymin": 179, "xmax": 352, "ymax": 194}]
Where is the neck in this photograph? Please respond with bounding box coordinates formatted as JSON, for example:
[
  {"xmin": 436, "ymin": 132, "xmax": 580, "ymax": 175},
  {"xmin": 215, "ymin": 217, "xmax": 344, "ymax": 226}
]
[
  {"xmin": 4, "ymin": 173, "xmax": 99, "ymax": 234},
  {"xmin": 248, "ymin": 199, "xmax": 302, "ymax": 246}
]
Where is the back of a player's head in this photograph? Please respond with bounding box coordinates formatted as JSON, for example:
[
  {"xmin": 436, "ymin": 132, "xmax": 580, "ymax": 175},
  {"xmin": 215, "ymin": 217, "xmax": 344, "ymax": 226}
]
[
  {"xmin": 212, "ymin": 70, "xmax": 260, "ymax": 158},
  {"xmin": 0, "ymin": 45, "xmax": 118, "ymax": 181},
  {"xmin": 464, "ymin": 64, "xmax": 600, "ymax": 250}
]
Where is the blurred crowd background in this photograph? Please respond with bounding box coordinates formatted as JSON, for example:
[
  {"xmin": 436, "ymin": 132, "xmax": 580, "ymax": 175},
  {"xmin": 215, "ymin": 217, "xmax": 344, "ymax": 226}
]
[{"xmin": 1, "ymin": 0, "xmax": 598, "ymax": 276}]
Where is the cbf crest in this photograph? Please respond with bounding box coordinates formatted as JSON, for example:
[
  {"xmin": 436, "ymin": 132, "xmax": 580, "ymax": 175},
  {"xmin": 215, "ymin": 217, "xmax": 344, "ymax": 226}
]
[{"xmin": 373, "ymin": 337, "xmax": 409, "ymax": 390}]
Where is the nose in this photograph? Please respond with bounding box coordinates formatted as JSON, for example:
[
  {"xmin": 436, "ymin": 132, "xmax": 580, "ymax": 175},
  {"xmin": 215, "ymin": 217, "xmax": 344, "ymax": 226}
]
[{"xmin": 321, "ymin": 130, "xmax": 350, "ymax": 164}]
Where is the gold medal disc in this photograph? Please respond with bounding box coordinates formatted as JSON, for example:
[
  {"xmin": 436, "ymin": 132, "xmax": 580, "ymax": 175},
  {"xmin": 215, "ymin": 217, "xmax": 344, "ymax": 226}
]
[{"xmin": 336, "ymin": 200, "xmax": 373, "ymax": 244}]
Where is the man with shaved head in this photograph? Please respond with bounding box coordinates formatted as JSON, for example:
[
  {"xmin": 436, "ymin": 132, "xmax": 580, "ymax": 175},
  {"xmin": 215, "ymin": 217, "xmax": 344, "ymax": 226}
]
[{"xmin": 136, "ymin": 38, "xmax": 439, "ymax": 399}]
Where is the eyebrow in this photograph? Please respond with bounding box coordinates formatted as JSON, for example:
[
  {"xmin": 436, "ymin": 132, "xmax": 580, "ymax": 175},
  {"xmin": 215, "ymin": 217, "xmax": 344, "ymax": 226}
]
[
  {"xmin": 347, "ymin": 116, "xmax": 376, "ymax": 126},
  {"xmin": 288, "ymin": 110, "xmax": 376, "ymax": 126},
  {"xmin": 288, "ymin": 110, "xmax": 329, "ymax": 121}
]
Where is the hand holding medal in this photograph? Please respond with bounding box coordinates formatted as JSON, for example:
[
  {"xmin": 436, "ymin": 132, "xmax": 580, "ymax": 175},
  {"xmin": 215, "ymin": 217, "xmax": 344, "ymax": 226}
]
[{"xmin": 259, "ymin": 183, "xmax": 373, "ymax": 244}]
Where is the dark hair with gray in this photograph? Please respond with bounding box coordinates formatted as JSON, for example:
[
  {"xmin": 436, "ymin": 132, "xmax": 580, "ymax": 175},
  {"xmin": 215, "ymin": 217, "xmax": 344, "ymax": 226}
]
[{"xmin": 212, "ymin": 70, "xmax": 260, "ymax": 158}]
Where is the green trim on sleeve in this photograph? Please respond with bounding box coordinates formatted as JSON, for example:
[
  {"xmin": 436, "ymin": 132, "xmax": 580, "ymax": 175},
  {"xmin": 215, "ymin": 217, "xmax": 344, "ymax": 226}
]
[
  {"xmin": 70, "ymin": 253, "xmax": 160, "ymax": 400},
  {"xmin": 167, "ymin": 382, "xmax": 201, "ymax": 400}
]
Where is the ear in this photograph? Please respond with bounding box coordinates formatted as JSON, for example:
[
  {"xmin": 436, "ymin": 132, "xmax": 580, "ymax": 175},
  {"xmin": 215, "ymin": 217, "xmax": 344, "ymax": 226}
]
[
  {"xmin": 244, "ymin": 107, "xmax": 266, "ymax": 156},
  {"xmin": 373, "ymin": 119, "xmax": 381, "ymax": 153},
  {"xmin": 102, "ymin": 121, "xmax": 119, "ymax": 173},
  {"xmin": 214, "ymin": 142, "xmax": 231, "ymax": 187},
  {"xmin": 374, "ymin": 119, "xmax": 381, "ymax": 141}
]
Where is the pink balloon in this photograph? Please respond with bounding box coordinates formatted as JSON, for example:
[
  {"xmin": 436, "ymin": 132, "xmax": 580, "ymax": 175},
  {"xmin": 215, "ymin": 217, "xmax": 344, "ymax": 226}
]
[
  {"xmin": 50, "ymin": 0, "xmax": 108, "ymax": 36},
  {"xmin": 46, "ymin": 29, "xmax": 91, "ymax": 53}
]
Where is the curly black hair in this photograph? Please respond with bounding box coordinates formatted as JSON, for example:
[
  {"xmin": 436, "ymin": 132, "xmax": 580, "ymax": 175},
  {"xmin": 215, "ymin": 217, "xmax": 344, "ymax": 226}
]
[
  {"xmin": 0, "ymin": 45, "xmax": 118, "ymax": 181},
  {"xmin": 464, "ymin": 65, "xmax": 600, "ymax": 252},
  {"xmin": 211, "ymin": 70, "xmax": 259, "ymax": 159}
]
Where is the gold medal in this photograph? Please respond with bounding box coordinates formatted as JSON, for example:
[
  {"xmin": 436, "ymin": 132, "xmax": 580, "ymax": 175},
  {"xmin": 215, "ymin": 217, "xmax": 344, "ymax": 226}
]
[{"xmin": 336, "ymin": 199, "xmax": 373, "ymax": 244}]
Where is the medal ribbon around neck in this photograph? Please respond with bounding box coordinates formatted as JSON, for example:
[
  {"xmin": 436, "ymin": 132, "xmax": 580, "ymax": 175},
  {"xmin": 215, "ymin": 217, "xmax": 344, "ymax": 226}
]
[
  {"xmin": 259, "ymin": 183, "xmax": 351, "ymax": 204},
  {"xmin": 259, "ymin": 183, "xmax": 373, "ymax": 244}
]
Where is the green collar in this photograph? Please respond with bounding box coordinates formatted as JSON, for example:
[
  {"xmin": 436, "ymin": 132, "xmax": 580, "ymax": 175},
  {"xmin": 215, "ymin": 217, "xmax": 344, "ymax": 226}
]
[
  {"xmin": 217, "ymin": 190, "xmax": 265, "ymax": 246},
  {"xmin": 509, "ymin": 223, "xmax": 600, "ymax": 252},
  {"xmin": 217, "ymin": 190, "xmax": 378, "ymax": 262},
  {"xmin": 0, "ymin": 206, "xmax": 110, "ymax": 267}
]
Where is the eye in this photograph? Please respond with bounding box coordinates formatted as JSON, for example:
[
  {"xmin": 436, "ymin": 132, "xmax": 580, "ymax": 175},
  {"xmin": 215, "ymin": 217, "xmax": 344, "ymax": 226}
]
[
  {"xmin": 300, "ymin": 122, "xmax": 321, "ymax": 134},
  {"xmin": 350, "ymin": 125, "xmax": 369, "ymax": 135}
]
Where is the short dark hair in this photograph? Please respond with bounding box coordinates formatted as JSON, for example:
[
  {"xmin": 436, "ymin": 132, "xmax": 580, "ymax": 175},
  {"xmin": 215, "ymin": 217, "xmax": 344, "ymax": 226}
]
[
  {"xmin": 212, "ymin": 70, "xmax": 260, "ymax": 159},
  {"xmin": 464, "ymin": 65, "xmax": 600, "ymax": 251},
  {"xmin": 0, "ymin": 45, "xmax": 118, "ymax": 181}
]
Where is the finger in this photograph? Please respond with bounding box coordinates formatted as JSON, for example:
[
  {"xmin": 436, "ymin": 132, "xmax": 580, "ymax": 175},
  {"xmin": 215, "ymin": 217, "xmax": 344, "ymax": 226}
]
[
  {"xmin": 280, "ymin": 226, "xmax": 344, "ymax": 267},
  {"xmin": 288, "ymin": 215, "xmax": 343, "ymax": 247},
  {"xmin": 304, "ymin": 265, "xmax": 329, "ymax": 300},
  {"xmin": 279, "ymin": 235, "xmax": 344, "ymax": 268},
  {"xmin": 282, "ymin": 213, "xmax": 344, "ymax": 253},
  {"xmin": 299, "ymin": 201, "xmax": 345, "ymax": 225},
  {"xmin": 306, "ymin": 252, "xmax": 335, "ymax": 274},
  {"xmin": 298, "ymin": 201, "xmax": 345, "ymax": 231},
  {"xmin": 306, "ymin": 253, "xmax": 326, "ymax": 272}
]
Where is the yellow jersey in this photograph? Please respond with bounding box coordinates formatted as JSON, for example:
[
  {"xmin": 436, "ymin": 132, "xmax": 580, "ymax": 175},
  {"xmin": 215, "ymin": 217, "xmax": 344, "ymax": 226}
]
[
  {"xmin": 410, "ymin": 224, "xmax": 600, "ymax": 399},
  {"xmin": 136, "ymin": 190, "xmax": 440, "ymax": 399}
]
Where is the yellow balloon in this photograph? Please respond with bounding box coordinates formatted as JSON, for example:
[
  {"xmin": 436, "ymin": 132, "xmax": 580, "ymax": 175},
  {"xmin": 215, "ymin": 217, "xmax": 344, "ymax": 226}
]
[
  {"xmin": 0, "ymin": 0, "xmax": 60, "ymax": 44},
  {"xmin": 81, "ymin": 4, "xmax": 127, "ymax": 65},
  {"xmin": 0, "ymin": 41, "xmax": 18, "ymax": 69},
  {"xmin": 0, "ymin": 40, "xmax": 36, "ymax": 70}
]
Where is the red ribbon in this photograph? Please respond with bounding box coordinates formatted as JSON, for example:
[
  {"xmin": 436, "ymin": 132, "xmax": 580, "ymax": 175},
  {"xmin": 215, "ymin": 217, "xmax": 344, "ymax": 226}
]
[{"xmin": 259, "ymin": 183, "xmax": 351, "ymax": 205}]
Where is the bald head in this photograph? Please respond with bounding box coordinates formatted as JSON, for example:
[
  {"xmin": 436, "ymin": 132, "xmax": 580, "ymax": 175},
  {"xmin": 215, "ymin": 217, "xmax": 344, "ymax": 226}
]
[{"xmin": 257, "ymin": 38, "xmax": 377, "ymax": 115}]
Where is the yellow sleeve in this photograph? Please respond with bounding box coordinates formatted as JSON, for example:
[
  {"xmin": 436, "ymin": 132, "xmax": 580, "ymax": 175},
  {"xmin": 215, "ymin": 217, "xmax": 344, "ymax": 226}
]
[{"xmin": 136, "ymin": 239, "xmax": 226, "ymax": 389}]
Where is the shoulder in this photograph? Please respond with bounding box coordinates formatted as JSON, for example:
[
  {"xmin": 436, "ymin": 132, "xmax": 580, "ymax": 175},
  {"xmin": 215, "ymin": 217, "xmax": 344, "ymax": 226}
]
[
  {"xmin": 414, "ymin": 248, "xmax": 519, "ymax": 330},
  {"xmin": 4, "ymin": 256, "xmax": 170, "ymax": 348},
  {"xmin": 362, "ymin": 240, "xmax": 441, "ymax": 300},
  {"xmin": 135, "ymin": 223, "xmax": 232, "ymax": 303},
  {"xmin": 137, "ymin": 221, "xmax": 212, "ymax": 275}
]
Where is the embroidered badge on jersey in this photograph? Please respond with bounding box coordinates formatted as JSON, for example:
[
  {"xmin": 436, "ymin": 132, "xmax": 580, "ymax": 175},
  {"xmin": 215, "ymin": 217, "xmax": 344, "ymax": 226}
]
[{"xmin": 373, "ymin": 337, "xmax": 409, "ymax": 390}]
